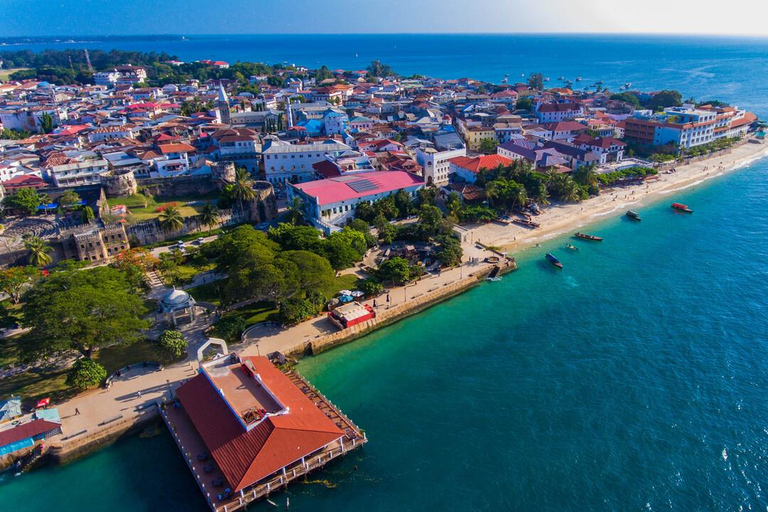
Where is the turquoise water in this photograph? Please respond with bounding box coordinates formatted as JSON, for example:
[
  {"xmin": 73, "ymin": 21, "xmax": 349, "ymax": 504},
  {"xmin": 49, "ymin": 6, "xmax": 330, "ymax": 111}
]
[
  {"xmin": 6, "ymin": 34, "xmax": 768, "ymax": 116},
  {"xmin": 4, "ymin": 158, "xmax": 768, "ymax": 510},
  {"xmin": 3, "ymin": 33, "xmax": 768, "ymax": 511}
]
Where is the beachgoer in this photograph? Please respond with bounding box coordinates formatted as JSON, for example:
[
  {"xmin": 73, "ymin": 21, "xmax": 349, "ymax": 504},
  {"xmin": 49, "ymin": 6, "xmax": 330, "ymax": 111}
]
[
  {"xmin": 75, "ymin": 408, "xmax": 80, "ymax": 415},
  {"xmin": 137, "ymin": 391, "xmax": 142, "ymax": 399}
]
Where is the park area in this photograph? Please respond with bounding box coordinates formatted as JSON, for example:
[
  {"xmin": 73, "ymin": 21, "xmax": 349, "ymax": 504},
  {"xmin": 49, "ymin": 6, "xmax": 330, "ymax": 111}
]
[{"xmin": 106, "ymin": 192, "xmax": 219, "ymax": 223}]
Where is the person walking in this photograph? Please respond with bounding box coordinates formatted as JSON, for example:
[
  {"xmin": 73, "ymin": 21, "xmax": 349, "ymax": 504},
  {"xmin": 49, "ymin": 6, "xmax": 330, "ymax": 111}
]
[{"xmin": 75, "ymin": 408, "xmax": 80, "ymax": 416}]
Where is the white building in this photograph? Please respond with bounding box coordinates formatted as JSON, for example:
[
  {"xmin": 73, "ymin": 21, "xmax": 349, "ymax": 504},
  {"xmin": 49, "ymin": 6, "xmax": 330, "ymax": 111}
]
[
  {"xmin": 288, "ymin": 170, "xmax": 424, "ymax": 232},
  {"xmin": 44, "ymin": 153, "xmax": 109, "ymax": 187},
  {"xmin": 262, "ymin": 139, "xmax": 351, "ymax": 185},
  {"xmin": 415, "ymin": 146, "xmax": 466, "ymax": 186}
]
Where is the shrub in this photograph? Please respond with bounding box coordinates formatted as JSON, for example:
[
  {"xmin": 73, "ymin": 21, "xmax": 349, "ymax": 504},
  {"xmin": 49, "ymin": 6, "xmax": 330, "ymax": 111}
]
[
  {"xmin": 279, "ymin": 297, "xmax": 320, "ymax": 325},
  {"xmin": 359, "ymin": 277, "xmax": 384, "ymax": 297},
  {"xmin": 213, "ymin": 315, "xmax": 247, "ymax": 343},
  {"xmin": 66, "ymin": 358, "xmax": 107, "ymax": 390},
  {"xmin": 157, "ymin": 330, "xmax": 187, "ymax": 359}
]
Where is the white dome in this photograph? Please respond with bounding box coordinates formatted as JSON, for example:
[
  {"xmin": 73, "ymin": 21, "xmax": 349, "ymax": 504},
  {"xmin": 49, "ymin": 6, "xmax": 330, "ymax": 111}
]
[{"xmin": 162, "ymin": 288, "xmax": 192, "ymax": 306}]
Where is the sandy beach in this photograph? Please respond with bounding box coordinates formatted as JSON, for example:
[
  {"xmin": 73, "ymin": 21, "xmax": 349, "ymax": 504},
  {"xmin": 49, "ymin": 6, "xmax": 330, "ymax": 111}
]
[{"xmin": 467, "ymin": 140, "xmax": 768, "ymax": 254}]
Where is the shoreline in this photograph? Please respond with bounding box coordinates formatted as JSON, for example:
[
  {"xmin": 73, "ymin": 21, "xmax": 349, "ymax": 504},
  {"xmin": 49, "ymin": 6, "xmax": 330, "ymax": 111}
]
[
  {"xmin": 32, "ymin": 139, "xmax": 768, "ymax": 475},
  {"xmin": 467, "ymin": 140, "xmax": 768, "ymax": 254}
]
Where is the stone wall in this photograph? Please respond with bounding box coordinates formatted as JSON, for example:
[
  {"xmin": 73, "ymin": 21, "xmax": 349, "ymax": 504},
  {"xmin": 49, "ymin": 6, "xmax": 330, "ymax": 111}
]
[
  {"xmin": 137, "ymin": 175, "xmax": 221, "ymax": 198},
  {"xmin": 279, "ymin": 262, "xmax": 514, "ymax": 357}
]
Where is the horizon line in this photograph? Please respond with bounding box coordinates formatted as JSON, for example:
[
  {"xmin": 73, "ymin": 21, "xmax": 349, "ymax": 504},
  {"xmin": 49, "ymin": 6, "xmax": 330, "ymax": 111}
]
[{"xmin": 3, "ymin": 32, "xmax": 768, "ymax": 39}]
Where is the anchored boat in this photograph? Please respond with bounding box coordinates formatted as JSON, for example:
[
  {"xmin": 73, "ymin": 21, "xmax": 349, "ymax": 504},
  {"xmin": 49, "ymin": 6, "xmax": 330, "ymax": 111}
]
[
  {"xmin": 545, "ymin": 253, "xmax": 563, "ymax": 269},
  {"xmin": 565, "ymin": 243, "xmax": 579, "ymax": 251},
  {"xmin": 671, "ymin": 202, "xmax": 693, "ymax": 213},
  {"xmin": 574, "ymin": 232, "xmax": 603, "ymax": 241},
  {"xmin": 626, "ymin": 210, "xmax": 641, "ymax": 221}
]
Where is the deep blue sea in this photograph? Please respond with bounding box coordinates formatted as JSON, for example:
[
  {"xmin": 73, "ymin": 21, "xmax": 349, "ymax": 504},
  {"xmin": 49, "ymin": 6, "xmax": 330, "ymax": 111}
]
[
  {"xmin": 2, "ymin": 35, "xmax": 768, "ymax": 511},
  {"xmin": 4, "ymin": 34, "xmax": 768, "ymax": 116}
]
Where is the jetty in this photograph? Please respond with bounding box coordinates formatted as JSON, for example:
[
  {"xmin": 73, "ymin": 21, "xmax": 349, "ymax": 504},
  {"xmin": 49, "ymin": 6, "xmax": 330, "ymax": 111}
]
[{"xmin": 161, "ymin": 349, "xmax": 366, "ymax": 511}]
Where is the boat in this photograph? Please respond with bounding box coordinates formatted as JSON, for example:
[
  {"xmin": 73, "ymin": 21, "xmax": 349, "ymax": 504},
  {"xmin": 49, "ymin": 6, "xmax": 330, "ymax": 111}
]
[
  {"xmin": 671, "ymin": 202, "xmax": 693, "ymax": 213},
  {"xmin": 565, "ymin": 243, "xmax": 579, "ymax": 251},
  {"xmin": 574, "ymin": 232, "xmax": 603, "ymax": 241},
  {"xmin": 513, "ymin": 219, "xmax": 540, "ymax": 229},
  {"xmin": 558, "ymin": 76, "xmax": 565, "ymax": 81},
  {"xmin": 545, "ymin": 253, "xmax": 563, "ymax": 269},
  {"xmin": 626, "ymin": 210, "xmax": 641, "ymax": 221},
  {"xmin": 576, "ymin": 76, "xmax": 582, "ymax": 81}
]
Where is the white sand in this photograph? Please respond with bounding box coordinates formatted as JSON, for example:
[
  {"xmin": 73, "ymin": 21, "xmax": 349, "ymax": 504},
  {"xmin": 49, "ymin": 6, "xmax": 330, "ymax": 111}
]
[{"xmin": 465, "ymin": 140, "xmax": 768, "ymax": 254}]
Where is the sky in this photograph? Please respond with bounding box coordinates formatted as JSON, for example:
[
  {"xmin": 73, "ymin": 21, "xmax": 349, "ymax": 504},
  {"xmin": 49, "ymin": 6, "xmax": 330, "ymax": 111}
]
[{"xmin": 2, "ymin": 0, "xmax": 768, "ymax": 37}]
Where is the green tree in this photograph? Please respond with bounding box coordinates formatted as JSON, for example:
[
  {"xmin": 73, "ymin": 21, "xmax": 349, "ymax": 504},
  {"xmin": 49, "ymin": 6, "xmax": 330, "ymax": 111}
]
[
  {"xmin": 81, "ymin": 205, "xmax": 95, "ymax": 224},
  {"xmin": 159, "ymin": 205, "xmax": 184, "ymax": 232},
  {"xmin": 377, "ymin": 257, "xmax": 413, "ymax": 285},
  {"xmin": 0, "ymin": 266, "xmax": 38, "ymax": 304},
  {"xmin": 24, "ymin": 236, "xmax": 52, "ymax": 267},
  {"xmin": 39, "ymin": 112, "xmax": 54, "ymax": 134},
  {"xmin": 59, "ymin": 190, "xmax": 81, "ymax": 208},
  {"xmin": 516, "ymin": 97, "xmax": 533, "ymax": 111},
  {"xmin": 435, "ymin": 235, "xmax": 463, "ymax": 267},
  {"xmin": 359, "ymin": 277, "xmax": 384, "ymax": 297},
  {"xmin": 5, "ymin": 188, "xmax": 42, "ymax": 215},
  {"xmin": 479, "ymin": 138, "xmax": 498, "ymax": 155},
  {"xmin": 279, "ymin": 297, "xmax": 319, "ymax": 325},
  {"xmin": 200, "ymin": 202, "xmax": 219, "ymax": 232},
  {"xmin": 21, "ymin": 266, "xmax": 149, "ymax": 360},
  {"xmin": 648, "ymin": 90, "xmax": 683, "ymax": 111},
  {"xmin": 232, "ymin": 167, "xmax": 256, "ymax": 212},
  {"xmin": 527, "ymin": 73, "xmax": 545, "ymax": 91},
  {"xmin": 157, "ymin": 330, "xmax": 187, "ymax": 359},
  {"xmin": 66, "ymin": 358, "xmax": 107, "ymax": 390},
  {"xmin": 367, "ymin": 60, "xmax": 395, "ymax": 77},
  {"xmin": 213, "ymin": 315, "xmax": 247, "ymax": 344}
]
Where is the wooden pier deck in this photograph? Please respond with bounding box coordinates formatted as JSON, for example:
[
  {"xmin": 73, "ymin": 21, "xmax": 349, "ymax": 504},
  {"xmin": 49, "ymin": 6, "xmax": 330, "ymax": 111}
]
[{"xmin": 161, "ymin": 368, "xmax": 366, "ymax": 512}]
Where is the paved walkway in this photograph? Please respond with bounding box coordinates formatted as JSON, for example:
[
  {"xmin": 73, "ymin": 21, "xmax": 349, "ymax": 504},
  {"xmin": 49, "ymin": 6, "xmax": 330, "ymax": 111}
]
[{"xmin": 52, "ymin": 241, "xmax": 497, "ymax": 445}]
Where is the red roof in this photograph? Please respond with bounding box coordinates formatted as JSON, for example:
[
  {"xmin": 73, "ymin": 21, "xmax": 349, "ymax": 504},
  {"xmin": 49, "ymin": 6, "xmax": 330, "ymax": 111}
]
[
  {"xmin": 159, "ymin": 143, "xmax": 195, "ymax": 154},
  {"xmin": 292, "ymin": 171, "xmax": 423, "ymax": 206},
  {"xmin": 448, "ymin": 155, "xmax": 513, "ymax": 174},
  {"xmin": 176, "ymin": 357, "xmax": 344, "ymax": 492},
  {"xmin": 0, "ymin": 419, "xmax": 61, "ymax": 447},
  {"xmin": 543, "ymin": 121, "xmax": 589, "ymax": 132},
  {"xmin": 731, "ymin": 112, "xmax": 757, "ymax": 128},
  {"xmin": 2, "ymin": 175, "xmax": 46, "ymax": 188}
]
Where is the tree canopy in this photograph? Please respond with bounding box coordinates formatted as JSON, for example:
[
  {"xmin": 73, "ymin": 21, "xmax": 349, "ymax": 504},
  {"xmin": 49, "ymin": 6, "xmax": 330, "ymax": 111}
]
[{"xmin": 21, "ymin": 266, "xmax": 149, "ymax": 360}]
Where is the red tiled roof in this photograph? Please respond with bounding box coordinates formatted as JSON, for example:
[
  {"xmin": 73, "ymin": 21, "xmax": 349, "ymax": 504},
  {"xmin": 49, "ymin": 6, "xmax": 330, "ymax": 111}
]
[
  {"xmin": 0, "ymin": 419, "xmax": 61, "ymax": 447},
  {"xmin": 731, "ymin": 112, "xmax": 757, "ymax": 128},
  {"xmin": 448, "ymin": 154, "xmax": 513, "ymax": 173},
  {"xmin": 176, "ymin": 357, "xmax": 344, "ymax": 492},
  {"xmin": 158, "ymin": 143, "xmax": 195, "ymax": 154},
  {"xmin": 3, "ymin": 175, "xmax": 46, "ymax": 187}
]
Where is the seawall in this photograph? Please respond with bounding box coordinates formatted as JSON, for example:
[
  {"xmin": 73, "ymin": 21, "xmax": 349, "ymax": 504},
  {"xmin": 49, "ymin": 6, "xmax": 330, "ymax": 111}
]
[{"xmin": 298, "ymin": 259, "xmax": 516, "ymax": 356}]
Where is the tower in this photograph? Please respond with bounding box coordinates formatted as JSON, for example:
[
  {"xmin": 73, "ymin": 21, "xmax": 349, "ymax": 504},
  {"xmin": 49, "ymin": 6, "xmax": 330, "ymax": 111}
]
[
  {"xmin": 286, "ymin": 97, "xmax": 294, "ymax": 129},
  {"xmin": 216, "ymin": 83, "xmax": 231, "ymax": 125}
]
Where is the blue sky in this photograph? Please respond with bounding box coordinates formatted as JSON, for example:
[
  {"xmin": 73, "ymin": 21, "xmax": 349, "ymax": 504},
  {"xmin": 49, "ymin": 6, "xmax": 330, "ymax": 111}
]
[{"xmin": 2, "ymin": 0, "xmax": 767, "ymax": 36}]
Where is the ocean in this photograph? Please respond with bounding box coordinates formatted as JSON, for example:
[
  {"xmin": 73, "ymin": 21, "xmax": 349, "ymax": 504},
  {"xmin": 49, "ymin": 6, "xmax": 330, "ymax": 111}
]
[
  {"xmin": 4, "ymin": 34, "xmax": 768, "ymax": 116},
  {"xmin": 2, "ymin": 35, "xmax": 768, "ymax": 511}
]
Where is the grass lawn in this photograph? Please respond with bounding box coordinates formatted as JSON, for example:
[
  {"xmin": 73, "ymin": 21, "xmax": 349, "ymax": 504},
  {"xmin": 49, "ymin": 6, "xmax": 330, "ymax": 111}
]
[
  {"xmin": 0, "ymin": 368, "xmax": 72, "ymax": 404},
  {"xmin": 107, "ymin": 192, "xmax": 220, "ymax": 224},
  {"xmin": 95, "ymin": 339, "xmax": 175, "ymax": 375},
  {"xmin": 188, "ymin": 281, "xmax": 224, "ymax": 306},
  {"xmin": 0, "ymin": 334, "xmax": 21, "ymax": 368},
  {"xmin": 0, "ymin": 68, "xmax": 29, "ymax": 82},
  {"xmin": 322, "ymin": 274, "xmax": 362, "ymax": 298},
  {"xmin": 223, "ymin": 301, "xmax": 280, "ymax": 332}
]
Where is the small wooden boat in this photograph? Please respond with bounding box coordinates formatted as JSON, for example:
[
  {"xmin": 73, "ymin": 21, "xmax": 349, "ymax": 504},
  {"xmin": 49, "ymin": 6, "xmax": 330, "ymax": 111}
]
[
  {"xmin": 574, "ymin": 232, "xmax": 603, "ymax": 241},
  {"xmin": 565, "ymin": 243, "xmax": 579, "ymax": 251},
  {"xmin": 626, "ymin": 210, "xmax": 641, "ymax": 221},
  {"xmin": 545, "ymin": 253, "xmax": 563, "ymax": 269},
  {"xmin": 671, "ymin": 202, "xmax": 693, "ymax": 213},
  {"xmin": 513, "ymin": 219, "xmax": 540, "ymax": 229}
]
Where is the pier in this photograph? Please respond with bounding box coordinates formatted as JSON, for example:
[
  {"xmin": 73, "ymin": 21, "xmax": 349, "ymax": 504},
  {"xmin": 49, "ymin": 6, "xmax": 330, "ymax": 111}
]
[{"xmin": 160, "ymin": 355, "xmax": 366, "ymax": 511}]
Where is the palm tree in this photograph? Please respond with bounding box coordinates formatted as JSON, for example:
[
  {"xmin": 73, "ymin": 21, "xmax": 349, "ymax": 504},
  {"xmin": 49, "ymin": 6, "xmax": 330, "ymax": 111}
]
[
  {"xmin": 24, "ymin": 236, "xmax": 52, "ymax": 267},
  {"xmin": 159, "ymin": 205, "xmax": 184, "ymax": 232},
  {"xmin": 231, "ymin": 167, "xmax": 256, "ymax": 213},
  {"xmin": 509, "ymin": 182, "xmax": 528, "ymax": 210},
  {"xmin": 562, "ymin": 179, "xmax": 583, "ymax": 203},
  {"xmin": 200, "ymin": 202, "xmax": 219, "ymax": 232},
  {"xmin": 484, "ymin": 180, "xmax": 500, "ymax": 208},
  {"xmin": 287, "ymin": 197, "xmax": 304, "ymax": 225}
]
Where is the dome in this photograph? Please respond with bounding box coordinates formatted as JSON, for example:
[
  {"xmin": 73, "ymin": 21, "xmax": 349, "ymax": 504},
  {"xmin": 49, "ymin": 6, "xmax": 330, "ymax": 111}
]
[{"xmin": 162, "ymin": 288, "xmax": 192, "ymax": 307}]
